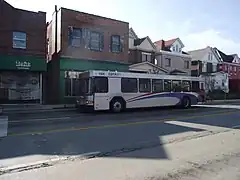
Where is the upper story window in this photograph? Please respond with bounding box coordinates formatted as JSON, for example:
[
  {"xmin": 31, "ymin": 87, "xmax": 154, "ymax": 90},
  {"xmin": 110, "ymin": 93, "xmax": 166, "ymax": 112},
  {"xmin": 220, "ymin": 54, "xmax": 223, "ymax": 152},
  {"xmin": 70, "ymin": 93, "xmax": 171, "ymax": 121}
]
[
  {"xmin": 165, "ymin": 58, "xmax": 171, "ymax": 67},
  {"xmin": 234, "ymin": 66, "xmax": 237, "ymax": 72},
  {"xmin": 90, "ymin": 31, "xmax": 104, "ymax": 51},
  {"xmin": 13, "ymin": 32, "xmax": 26, "ymax": 49},
  {"xmin": 141, "ymin": 52, "xmax": 151, "ymax": 62},
  {"xmin": 69, "ymin": 28, "xmax": 81, "ymax": 47},
  {"xmin": 172, "ymin": 46, "xmax": 175, "ymax": 52},
  {"xmin": 176, "ymin": 44, "xmax": 178, "ymax": 52},
  {"xmin": 111, "ymin": 35, "xmax": 121, "ymax": 53},
  {"xmin": 208, "ymin": 53, "xmax": 213, "ymax": 61},
  {"xmin": 184, "ymin": 61, "xmax": 189, "ymax": 69}
]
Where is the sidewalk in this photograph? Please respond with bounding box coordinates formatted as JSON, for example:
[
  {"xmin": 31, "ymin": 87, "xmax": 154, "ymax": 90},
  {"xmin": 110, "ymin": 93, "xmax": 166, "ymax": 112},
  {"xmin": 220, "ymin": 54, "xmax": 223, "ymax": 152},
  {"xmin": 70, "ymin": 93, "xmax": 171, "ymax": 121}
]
[
  {"xmin": 1, "ymin": 104, "xmax": 76, "ymax": 114},
  {"xmin": 204, "ymin": 99, "xmax": 240, "ymax": 104}
]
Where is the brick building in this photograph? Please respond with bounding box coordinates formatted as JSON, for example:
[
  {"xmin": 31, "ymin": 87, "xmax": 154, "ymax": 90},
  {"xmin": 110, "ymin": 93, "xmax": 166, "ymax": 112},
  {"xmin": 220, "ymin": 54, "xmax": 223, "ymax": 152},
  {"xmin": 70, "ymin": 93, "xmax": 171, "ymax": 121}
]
[
  {"xmin": 214, "ymin": 48, "xmax": 240, "ymax": 92},
  {"xmin": 47, "ymin": 6, "xmax": 129, "ymax": 104},
  {"xmin": 0, "ymin": 0, "xmax": 47, "ymax": 103}
]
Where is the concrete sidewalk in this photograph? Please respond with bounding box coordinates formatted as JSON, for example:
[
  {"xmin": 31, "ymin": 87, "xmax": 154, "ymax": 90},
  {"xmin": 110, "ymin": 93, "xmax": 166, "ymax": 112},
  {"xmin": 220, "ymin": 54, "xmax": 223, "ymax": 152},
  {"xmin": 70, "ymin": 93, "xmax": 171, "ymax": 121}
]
[{"xmin": 1, "ymin": 104, "xmax": 76, "ymax": 114}]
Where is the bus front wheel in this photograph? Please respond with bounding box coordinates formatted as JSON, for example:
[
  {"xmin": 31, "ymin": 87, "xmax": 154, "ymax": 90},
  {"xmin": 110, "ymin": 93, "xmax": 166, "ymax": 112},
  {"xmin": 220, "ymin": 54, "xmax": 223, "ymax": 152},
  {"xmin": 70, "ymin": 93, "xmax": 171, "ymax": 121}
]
[
  {"xmin": 110, "ymin": 98, "xmax": 124, "ymax": 113},
  {"xmin": 181, "ymin": 96, "xmax": 191, "ymax": 108}
]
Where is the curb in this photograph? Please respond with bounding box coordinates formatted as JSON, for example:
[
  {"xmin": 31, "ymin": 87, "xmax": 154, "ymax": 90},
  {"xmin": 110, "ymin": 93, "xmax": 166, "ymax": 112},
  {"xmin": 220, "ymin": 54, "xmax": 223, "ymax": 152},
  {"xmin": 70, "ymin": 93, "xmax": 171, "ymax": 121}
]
[
  {"xmin": 0, "ymin": 151, "xmax": 100, "ymax": 175},
  {"xmin": 3, "ymin": 108, "xmax": 77, "ymax": 115}
]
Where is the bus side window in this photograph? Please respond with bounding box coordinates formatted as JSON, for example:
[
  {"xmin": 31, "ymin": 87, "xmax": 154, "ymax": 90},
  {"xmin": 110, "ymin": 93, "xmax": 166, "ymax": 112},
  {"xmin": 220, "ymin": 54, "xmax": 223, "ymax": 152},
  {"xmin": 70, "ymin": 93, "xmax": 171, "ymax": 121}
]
[
  {"xmin": 121, "ymin": 78, "xmax": 138, "ymax": 93},
  {"xmin": 182, "ymin": 80, "xmax": 191, "ymax": 92},
  {"xmin": 139, "ymin": 79, "xmax": 151, "ymax": 93},
  {"xmin": 164, "ymin": 80, "xmax": 171, "ymax": 92},
  {"xmin": 152, "ymin": 79, "xmax": 163, "ymax": 93},
  {"xmin": 192, "ymin": 81, "xmax": 200, "ymax": 92},
  {"xmin": 172, "ymin": 80, "xmax": 182, "ymax": 92},
  {"xmin": 93, "ymin": 77, "xmax": 108, "ymax": 93}
]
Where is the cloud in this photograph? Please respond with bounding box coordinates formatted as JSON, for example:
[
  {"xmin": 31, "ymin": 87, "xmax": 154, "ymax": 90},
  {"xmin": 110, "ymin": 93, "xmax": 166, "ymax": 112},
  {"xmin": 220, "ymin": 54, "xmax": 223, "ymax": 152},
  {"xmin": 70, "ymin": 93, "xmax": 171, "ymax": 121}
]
[{"xmin": 182, "ymin": 29, "xmax": 240, "ymax": 55}]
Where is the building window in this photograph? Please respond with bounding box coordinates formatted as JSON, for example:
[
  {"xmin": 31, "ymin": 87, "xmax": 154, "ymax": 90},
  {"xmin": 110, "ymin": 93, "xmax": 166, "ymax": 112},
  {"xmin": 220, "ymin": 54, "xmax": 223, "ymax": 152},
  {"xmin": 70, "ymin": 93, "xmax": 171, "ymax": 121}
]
[
  {"xmin": 139, "ymin": 78, "xmax": 151, "ymax": 92},
  {"xmin": 13, "ymin": 32, "xmax": 26, "ymax": 49},
  {"xmin": 90, "ymin": 31, "xmax": 103, "ymax": 51},
  {"xmin": 69, "ymin": 28, "xmax": 81, "ymax": 47},
  {"xmin": 111, "ymin": 35, "xmax": 121, "ymax": 53},
  {"xmin": 165, "ymin": 58, "xmax": 171, "ymax": 67},
  {"xmin": 142, "ymin": 53, "xmax": 151, "ymax": 62},
  {"xmin": 230, "ymin": 66, "xmax": 233, "ymax": 71},
  {"xmin": 184, "ymin": 61, "xmax": 189, "ymax": 69},
  {"xmin": 176, "ymin": 45, "xmax": 178, "ymax": 52},
  {"xmin": 208, "ymin": 53, "xmax": 212, "ymax": 61},
  {"xmin": 202, "ymin": 63, "xmax": 207, "ymax": 72},
  {"xmin": 234, "ymin": 66, "xmax": 237, "ymax": 72},
  {"xmin": 212, "ymin": 64, "xmax": 217, "ymax": 72},
  {"xmin": 172, "ymin": 46, "xmax": 175, "ymax": 51}
]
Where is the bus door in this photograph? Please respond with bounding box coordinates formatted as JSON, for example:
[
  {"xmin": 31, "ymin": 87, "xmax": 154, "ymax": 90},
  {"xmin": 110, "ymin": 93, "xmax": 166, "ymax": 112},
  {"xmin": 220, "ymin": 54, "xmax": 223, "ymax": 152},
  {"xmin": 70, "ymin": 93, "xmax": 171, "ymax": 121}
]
[{"xmin": 92, "ymin": 77, "xmax": 109, "ymax": 110}]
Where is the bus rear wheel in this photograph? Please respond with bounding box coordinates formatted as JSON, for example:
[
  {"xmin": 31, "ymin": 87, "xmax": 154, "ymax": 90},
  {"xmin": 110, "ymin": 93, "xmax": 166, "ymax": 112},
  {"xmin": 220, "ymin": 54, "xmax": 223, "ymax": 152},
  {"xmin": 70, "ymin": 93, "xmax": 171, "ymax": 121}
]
[
  {"xmin": 110, "ymin": 98, "xmax": 124, "ymax": 113},
  {"xmin": 181, "ymin": 96, "xmax": 191, "ymax": 108}
]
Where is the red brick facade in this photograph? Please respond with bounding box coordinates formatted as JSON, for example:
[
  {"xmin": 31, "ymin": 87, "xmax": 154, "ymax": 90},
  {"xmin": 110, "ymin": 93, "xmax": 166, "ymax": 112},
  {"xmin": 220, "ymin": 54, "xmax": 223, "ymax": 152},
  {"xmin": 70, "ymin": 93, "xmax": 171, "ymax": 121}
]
[
  {"xmin": 48, "ymin": 7, "xmax": 129, "ymax": 63},
  {"xmin": 0, "ymin": 0, "xmax": 46, "ymax": 57},
  {"xmin": 219, "ymin": 63, "xmax": 240, "ymax": 80}
]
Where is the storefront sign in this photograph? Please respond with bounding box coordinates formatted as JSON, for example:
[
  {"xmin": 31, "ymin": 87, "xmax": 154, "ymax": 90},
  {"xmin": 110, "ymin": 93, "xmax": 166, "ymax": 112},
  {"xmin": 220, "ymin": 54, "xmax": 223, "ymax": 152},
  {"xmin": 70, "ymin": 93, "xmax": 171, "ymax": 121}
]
[{"xmin": 15, "ymin": 61, "xmax": 31, "ymax": 70}]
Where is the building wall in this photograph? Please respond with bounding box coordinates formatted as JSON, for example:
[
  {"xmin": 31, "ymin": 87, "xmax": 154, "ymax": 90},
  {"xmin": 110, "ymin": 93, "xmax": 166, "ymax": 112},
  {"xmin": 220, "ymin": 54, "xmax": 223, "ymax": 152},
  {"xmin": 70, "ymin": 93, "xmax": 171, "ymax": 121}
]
[
  {"xmin": 57, "ymin": 8, "xmax": 129, "ymax": 63},
  {"xmin": 170, "ymin": 39, "xmax": 183, "ymax": 53},
  {"xmin": 221, "ymin": 63, "xmax": 240, "ymax": 79},
  {"xmin": 128, "ymin": 49, "xmax": 155, "ymax": 64},
  {"xmin": 0, "ymin": 1, "xmax": 46, "ymax": 57},
  {"xmin": 156, "ymin": 52, "xmax": 191, "ymax": 75}
]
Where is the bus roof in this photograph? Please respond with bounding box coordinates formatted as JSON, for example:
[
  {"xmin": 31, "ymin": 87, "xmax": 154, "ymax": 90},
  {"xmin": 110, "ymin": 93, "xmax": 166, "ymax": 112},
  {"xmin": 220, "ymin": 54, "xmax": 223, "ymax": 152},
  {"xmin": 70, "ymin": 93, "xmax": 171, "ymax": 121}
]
[{"xmin": 81, "ymin": 70, "xmax": 204, "ymax": 81}]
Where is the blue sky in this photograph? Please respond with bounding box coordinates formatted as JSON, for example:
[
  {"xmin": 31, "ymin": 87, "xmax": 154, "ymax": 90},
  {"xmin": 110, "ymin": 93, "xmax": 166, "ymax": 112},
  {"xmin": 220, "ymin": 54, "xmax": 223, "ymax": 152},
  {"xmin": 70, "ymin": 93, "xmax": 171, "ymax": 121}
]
[{"xmin": 6, "ymin": 0, "xmax": 240, "ymax": 54}]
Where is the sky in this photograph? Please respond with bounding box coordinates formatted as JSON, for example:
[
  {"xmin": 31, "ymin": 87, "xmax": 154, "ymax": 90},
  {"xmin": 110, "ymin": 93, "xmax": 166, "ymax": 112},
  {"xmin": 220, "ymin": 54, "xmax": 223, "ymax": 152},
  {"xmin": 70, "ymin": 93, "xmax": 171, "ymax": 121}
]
[{"xmin": 5, "ymin": 0, "xmax": 240, "ymax": 54}]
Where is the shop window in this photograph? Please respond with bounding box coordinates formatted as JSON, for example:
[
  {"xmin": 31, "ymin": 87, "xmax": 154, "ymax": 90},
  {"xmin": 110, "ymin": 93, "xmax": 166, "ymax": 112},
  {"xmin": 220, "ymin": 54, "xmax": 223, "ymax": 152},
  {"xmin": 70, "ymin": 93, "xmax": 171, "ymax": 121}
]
[
  {"xmin": 13, "ymin": 32, "xmax": 26, "ymax": 49},
  {"xmin": 64, "ymin": 71, "xmax": 82, "ymax": 96}
]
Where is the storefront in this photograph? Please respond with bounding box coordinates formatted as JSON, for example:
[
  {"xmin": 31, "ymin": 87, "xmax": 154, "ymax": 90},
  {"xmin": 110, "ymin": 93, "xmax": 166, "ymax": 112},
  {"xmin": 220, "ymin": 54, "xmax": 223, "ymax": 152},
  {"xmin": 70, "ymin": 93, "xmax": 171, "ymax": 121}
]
[
  {"xmin": 49, "ymin": 57, "xmax": 129, "ymax": 104},
  {"xmin": 0, "ymin": 54, "xmax": 46, "ymax": 104}
]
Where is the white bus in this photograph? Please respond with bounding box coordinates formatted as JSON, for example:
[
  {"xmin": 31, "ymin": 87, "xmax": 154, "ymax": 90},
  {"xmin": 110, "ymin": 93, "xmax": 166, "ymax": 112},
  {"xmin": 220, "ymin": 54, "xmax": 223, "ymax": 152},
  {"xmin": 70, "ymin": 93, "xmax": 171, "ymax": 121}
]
[{"xmin": 75, "ymin": 70, "xmax": 205, "ymax": 113}]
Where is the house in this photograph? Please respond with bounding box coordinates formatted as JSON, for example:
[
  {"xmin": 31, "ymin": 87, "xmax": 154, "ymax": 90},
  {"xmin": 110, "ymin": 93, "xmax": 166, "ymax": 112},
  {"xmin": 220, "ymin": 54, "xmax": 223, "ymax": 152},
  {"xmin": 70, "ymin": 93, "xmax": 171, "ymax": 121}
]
[
  {"xmin": 188, "ymin": 46, "xmax": 221, "ymax": 77},
  {"xmin": 214, "ymin": 48, "xmax": 240, "ymax": 80},
  {"xmin": 213, "ymin": 48, "xmax": 240, "ymax": 92},
  {"xmin": 47, "ymin": 6, "xmax": 130, "ymax": 104},
  {"xmin": 154, "ymin": 38, "xmax": 191, "ymax": 75},
  {"xmin": 128, "ymin": 28, "xmax": 156, "ymax": 64},
  {"xmin": 0, "ymin": 0, "xmax": 47, "ymax": 104}
]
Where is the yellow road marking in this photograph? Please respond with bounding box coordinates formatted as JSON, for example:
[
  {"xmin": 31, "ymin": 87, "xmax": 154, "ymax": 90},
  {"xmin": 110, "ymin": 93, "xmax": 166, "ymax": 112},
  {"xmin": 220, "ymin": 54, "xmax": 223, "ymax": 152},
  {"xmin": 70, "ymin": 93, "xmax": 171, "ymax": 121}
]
[{"xmin": 8, "ymin": 110, "xmax": 239, "ymax": 137}]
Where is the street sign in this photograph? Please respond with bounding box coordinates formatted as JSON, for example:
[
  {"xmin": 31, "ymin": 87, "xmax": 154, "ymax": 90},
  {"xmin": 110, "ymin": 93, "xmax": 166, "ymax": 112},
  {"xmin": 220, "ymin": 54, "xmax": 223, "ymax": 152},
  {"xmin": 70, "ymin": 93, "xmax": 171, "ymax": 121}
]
[{"xmin": 0, "ymin": 116, "xmax": 8, "ymax": 137}]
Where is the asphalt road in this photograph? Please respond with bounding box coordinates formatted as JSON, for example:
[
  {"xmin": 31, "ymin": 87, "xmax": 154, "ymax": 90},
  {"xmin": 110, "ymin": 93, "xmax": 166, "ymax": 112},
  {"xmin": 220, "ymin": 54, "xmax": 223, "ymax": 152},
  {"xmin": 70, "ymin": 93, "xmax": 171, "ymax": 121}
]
[{"xmin": 0, "ymin": 104, "xmax": 240, "ymax": 179}]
